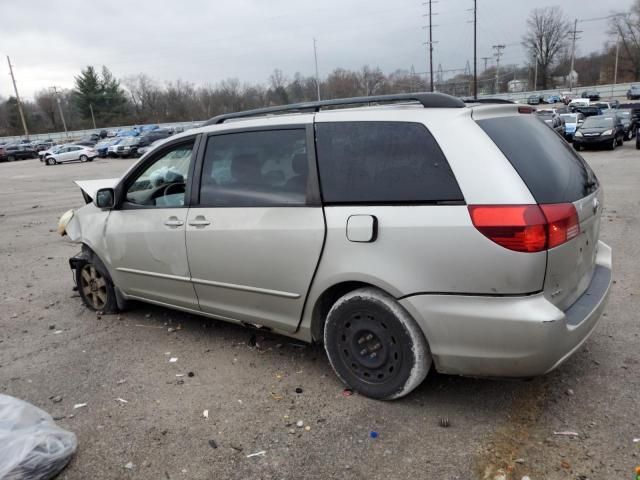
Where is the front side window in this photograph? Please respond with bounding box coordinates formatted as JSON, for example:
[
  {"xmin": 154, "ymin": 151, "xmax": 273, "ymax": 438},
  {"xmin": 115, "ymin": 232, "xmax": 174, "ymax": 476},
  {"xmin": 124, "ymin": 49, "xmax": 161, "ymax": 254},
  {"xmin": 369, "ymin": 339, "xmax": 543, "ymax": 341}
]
[
  {"xmin": 125, "ymin": 141, "xmax": 194, "ymax": 207},
  {"xmin": 199, "ymin": 129, "xmax": 308, "ymax": 207},
  {"xmin": 315, "ymin": 121, "xmax": 463, "ymax": 204}
]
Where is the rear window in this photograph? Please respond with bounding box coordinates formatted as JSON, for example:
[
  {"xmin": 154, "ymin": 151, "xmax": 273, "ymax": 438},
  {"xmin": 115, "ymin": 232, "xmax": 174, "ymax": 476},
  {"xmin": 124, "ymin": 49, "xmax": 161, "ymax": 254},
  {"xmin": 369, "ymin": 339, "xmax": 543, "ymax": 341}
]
[
  {"xmin": 315, "ymin": 121, "xmax": 463, "ymax": 204},
  {"xmin": 477, "ymin": 116, "xmax": 598, "ymax": 203}
]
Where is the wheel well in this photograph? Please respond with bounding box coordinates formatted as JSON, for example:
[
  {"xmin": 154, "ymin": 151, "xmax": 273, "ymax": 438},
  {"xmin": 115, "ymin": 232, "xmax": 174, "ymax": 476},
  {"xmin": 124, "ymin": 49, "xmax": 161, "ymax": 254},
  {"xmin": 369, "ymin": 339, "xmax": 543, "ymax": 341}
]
[{"xmin": 310, "ymin": 281, "xmax": 377, "ymax": 343}]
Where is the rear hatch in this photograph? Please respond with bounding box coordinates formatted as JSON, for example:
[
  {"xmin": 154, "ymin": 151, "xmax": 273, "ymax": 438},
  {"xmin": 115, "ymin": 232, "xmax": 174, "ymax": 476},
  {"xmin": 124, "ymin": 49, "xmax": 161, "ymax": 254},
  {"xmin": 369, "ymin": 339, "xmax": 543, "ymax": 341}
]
[{"xmin": 475, "ymin": 114, "xmax": 601, "ymax": 310}]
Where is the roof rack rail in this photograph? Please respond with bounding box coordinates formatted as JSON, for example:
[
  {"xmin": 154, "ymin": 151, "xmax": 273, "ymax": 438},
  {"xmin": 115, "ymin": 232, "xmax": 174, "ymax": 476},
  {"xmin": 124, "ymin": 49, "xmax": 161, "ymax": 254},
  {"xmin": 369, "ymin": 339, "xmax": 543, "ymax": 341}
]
[
  {"xmin": 463, "ymin": 98, "xmax": 515, "ymax": 104},
  {"xmin": 203, "ymin": 92, "xmax": 465, "ymax": 125}
]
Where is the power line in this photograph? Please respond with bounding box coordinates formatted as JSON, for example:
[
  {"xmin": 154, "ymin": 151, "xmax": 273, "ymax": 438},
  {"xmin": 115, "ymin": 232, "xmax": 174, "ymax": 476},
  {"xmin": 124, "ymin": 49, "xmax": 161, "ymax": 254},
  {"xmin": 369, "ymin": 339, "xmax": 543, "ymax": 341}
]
[{"xmin": 6, "ymin": 56, "xmax": 29, "ymax": 138}]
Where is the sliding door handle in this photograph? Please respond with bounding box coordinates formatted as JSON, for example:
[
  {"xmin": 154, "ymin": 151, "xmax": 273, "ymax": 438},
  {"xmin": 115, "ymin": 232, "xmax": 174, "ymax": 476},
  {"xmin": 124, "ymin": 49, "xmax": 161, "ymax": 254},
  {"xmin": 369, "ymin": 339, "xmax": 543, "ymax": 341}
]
[{"xmin": 164, "ymin": 217, "xmax": 184, "ymax": 227}]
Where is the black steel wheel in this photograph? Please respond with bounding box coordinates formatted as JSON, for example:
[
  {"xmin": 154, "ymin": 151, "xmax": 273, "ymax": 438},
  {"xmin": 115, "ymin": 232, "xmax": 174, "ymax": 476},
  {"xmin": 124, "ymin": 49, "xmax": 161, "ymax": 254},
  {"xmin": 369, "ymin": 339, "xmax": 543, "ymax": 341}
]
[
  {"xmin": 324, "ymin": 288, "xmax": 431, "ymax": 400},
  {"xmin": 76, "ymin": 254, "xmax": 118, "ymax": 313}
]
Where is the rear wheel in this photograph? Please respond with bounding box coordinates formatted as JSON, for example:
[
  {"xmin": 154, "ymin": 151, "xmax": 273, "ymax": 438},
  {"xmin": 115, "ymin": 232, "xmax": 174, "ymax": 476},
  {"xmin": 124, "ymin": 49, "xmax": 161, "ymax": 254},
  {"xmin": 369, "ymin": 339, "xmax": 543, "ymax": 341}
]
[
  {"xmin": 324, "ymin": 288, "xmax": 431, "ymax": 400},
  {"xmin": 79, "ymin": 154, "xmax": 88, "ymax": 162},
  {"xmin": 76, "ymin": 254, "xmax": 118, "ymax": 314}
]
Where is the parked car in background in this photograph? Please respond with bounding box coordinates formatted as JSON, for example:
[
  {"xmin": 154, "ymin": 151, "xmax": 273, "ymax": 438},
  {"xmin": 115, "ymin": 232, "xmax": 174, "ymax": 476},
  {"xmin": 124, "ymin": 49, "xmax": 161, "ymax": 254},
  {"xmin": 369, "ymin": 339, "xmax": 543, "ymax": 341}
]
[
  {"xmin": 137, "ymin": 128, "xmax": 172, "ymax": 147},
  {"xmin": 43, "ymin": 145, "xmax": 97, "ymax": 165},
  {"xmin": 627, "ymin": 85, "xmax": 640, "ymax": 100},
  {"xmin": 39, "ymin": 144, "xmax": 67, "ymax": 161},
  {"xmin": 544, "ymin": 94, "xmax": 561, "ymax": 104},
  {"xmin": 613, "ymin": 109, "xmax": 636, "ymax": 140},
  {"xmin": 569, "ymin": 98, "xmax": 589, "ymax": 108},
  {"xmin": 0, "ymin": 144, "xmax": 37, "ymax": 162},
  {"xmin": 57, "ymin": 93, "xmax": 611, "ymax": 400},
  {"xmin": 136, "ymin": 138, "xmax": 167, "ymax": 156},
  {"xmin": 592, "ymin": 100, "xmax": 619, "ymax": 111},
  {"xmin": 75, "ymin": 137, "xmax": 98, "ymax": 147},
  {"xmin": 99, "ymin": 130, "xmax": 108, "ymax": 139},
  {"xmin": 96, "ymin": 138, "xmax": 121, "ymax": 158},
  {"xmin": 527, "ymin": 94, "xmax": 544, "ymax": 105},
  {"xmin": 115, "ymin": 136, "xmax": 142, "ymax": 158},
  {"xmin": 572, "ymin": 105, "xmax": 602, "ymax": 118},
  {"xmin": 560, "ymin": 91, "xmax": 574, "ymax": 104},
  {"xmin": 560, "ymin": 112, "xmax": 584, "ymax": 141},
  {"xmin": 116, "ymin": 129, "xmax": 139, "ymax": 137},
  {"xmin": 536, "ymin": 109, "xmax": 564, "ymax": 134},
  {"xmin": 34, "ymin": 141, "xmax": 56, "ymax": 152},
  {"xmin": 582, "ymin": 90, "xmax": 601, "ymax": 101},
  {"xmin": 573, "ymin": 114, "xmax": 625, "ymax": 150},
  {"xmin": 107, "ymin": 138, "xmax": 125, "ymax": 157}
]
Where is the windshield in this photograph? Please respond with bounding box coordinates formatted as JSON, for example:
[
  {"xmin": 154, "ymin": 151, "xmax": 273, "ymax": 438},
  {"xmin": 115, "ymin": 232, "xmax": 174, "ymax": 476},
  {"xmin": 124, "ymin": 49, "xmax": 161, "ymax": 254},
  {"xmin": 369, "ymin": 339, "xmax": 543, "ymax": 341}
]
[
  {"xmin": 582, "ymin": 116, "xmax": 614, "ymax": 128},
  {"xmin": 561, "ymin": 114, "xmax": 577, "ymax": 122}
]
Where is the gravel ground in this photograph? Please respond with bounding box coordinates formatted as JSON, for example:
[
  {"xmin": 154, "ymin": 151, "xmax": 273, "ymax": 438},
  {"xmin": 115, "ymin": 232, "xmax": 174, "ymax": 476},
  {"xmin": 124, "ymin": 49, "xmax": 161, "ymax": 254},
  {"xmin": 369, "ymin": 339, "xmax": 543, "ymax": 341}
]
[{"xmin": 0, "ymin": 144, "xmax": 638, "ymax": 480}]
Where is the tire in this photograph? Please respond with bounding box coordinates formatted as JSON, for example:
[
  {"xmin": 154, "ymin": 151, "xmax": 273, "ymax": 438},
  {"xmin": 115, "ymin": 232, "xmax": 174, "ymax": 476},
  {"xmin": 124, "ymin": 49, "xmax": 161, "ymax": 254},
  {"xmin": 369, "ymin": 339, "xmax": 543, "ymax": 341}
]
[
  {"xmin": 87, "ymin": 157, "xmax": 94, "ymax": 162},
  {"xmin": 76, "ymin": 253, "xmax": 118, "ymax": 314},
  {"xmin": 609, "ymin": 139, "xmax": 616, "ymax": 151},
  {"xmin": 45, "ymin": 157, "xmax": 56, "ymax": 165},
  {"xmin": 574, "ymin": 143, "xmax": 582, "ymax": 151},
  {"xmin": 7, "ymin": 155, "xmax": 15, "ymax": 162},
  {"xmin": 324, "ymin": 287, "xmax": 431, "ymax": 400},
  {"xmin": 79, "ymin": 154, "xmax": 88, "ymax": 162},
  {"xmin": 617, "ymin": 136, "xmax": 624, "ymax": 146},
  {"xmin": 636, "ymin": 138, "xmax": 640, "ymax": 150}
]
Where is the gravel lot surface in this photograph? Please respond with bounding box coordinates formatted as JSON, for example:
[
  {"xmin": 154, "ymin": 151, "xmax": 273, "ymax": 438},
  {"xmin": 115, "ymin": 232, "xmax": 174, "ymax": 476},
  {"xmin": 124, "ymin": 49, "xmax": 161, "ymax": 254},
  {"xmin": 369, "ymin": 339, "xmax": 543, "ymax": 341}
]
[{"xmin": 0, "ymin": 144, "xmax": 638, "ymax": 480}]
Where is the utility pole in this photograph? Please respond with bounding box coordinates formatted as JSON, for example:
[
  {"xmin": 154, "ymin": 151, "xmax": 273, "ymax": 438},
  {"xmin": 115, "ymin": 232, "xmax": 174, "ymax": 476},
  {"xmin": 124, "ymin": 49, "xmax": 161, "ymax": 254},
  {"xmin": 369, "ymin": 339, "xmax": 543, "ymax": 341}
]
[
  {"xmin": 89, "ymin": 103, "xmax": 97, "ymax": 129},
  {"xmin": 493, "ymin": 44, "xmax": 505, "ymax": 93},
  {"xmin": 613, "ymin": 35, "xmax": 620, "ymax": 97},
  {"xmin": 473, "ymin": 0, "xmax": 477, "ymax": 99},
  {"xmin": 481, "ymin": 56, "xmax": 491, "ymax": 72},
  {"xmin": 313, "ymin": 37, "xmax": 321, "ymax": 101},
  {"xmin": 568, "ymin": 18, "xmax": 582, "ymax": 92},
  {"xmin": 6, "ymin": 56, "xmax": 29, "ymax": 138},
  {"xmin": 52, "ymin": 86, "xmax": 69, "ymax": 138},
  {"xmin": 533, "ymin": 56, "xmax": 538, "ymax": 91},
  {"xmin": 422, "ymin": 1, "xmax": 438, "ymax": 92}
]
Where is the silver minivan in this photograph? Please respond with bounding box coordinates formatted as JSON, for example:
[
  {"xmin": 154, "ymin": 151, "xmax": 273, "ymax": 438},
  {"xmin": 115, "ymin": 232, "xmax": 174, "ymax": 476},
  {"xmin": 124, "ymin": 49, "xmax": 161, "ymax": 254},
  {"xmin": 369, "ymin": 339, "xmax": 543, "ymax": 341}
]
[{"xmin": 59, "ymin": 93, "xmax": 612, "ymax": 400}]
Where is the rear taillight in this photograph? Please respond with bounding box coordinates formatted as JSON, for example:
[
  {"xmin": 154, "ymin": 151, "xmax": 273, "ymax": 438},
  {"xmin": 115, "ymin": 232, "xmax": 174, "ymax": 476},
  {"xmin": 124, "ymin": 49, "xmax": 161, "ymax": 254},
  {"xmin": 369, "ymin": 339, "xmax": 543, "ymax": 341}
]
[
  {"xmin": 518, "ymin": 106, "xmax": 535, "ymax": 114},
  {"xmin": 468, "ymin": 204, "xmax": 580, "ymax": 253}
]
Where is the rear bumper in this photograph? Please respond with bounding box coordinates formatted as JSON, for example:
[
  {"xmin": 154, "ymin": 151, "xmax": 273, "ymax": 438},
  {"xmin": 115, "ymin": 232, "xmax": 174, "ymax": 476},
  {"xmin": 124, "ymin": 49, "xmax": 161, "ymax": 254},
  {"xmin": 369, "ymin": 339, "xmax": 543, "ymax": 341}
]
[{"xmin": 400, "ymin": 241, "xmax": 612, "ymax": 377}]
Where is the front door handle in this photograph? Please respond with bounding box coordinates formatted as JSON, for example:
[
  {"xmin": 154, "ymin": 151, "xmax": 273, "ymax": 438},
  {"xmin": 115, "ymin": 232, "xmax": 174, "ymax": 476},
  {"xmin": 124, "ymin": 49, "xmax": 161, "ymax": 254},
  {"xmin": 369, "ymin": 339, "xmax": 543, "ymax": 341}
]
[
  {"xmin": 164, "ymin": 216, "xmax": 184, "ymax": 228},
  {"xmin": 189, "ymin": 215, "xmax": 211, "ymax": 227}
]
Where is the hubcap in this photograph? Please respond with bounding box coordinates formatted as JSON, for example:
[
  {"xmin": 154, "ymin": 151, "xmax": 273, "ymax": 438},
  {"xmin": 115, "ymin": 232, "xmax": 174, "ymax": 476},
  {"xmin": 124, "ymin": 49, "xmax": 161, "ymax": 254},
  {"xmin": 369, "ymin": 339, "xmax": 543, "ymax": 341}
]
[
  {"xmin": 80, "ymin": 264, "xmax": 107, "ymax": 310},
  {"xmin": 336, "ymin": 309, "xmax": 402, "ymax": 384}
]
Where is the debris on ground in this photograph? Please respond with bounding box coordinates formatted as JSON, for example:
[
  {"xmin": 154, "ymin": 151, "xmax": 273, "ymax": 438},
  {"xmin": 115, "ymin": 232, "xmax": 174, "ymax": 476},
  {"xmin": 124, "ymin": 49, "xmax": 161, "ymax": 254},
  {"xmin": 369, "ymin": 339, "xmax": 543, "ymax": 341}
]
[
  {"xmin": 370, "ymin": 431, "xmax": 378, "ymax": 439},
  {"xmin": 553, "ymin": 430, "xmax": 579, "ymax": 436},
  {"xmin": 295, "ymin": 387, "xmax": 303, "ymax": 394},
  {"xmin": 305, "ymin": 426, "xmax": 311, "ymax": 431},
  {"xmin": 115, "ymin": 398, "xmax": 128, "ymax": 404},
  {"xmin": 439, "ymin": 417, "xmax": 450, "ymax": 428},
  {"xmin": 633, "ymin": 437, "xmax": 640, "ymax": 443},
  {"xmin": 296, "ymin": 420, "xmax": 304, "ymax": 428},
  {"xmin": 124, "ymin": 462, "xmax": 134, "ymax": 470},
  {"xmin": 188, "ymin": 372, "xmax": 194, "ymax": 377},
  {"xmin": 246, "ymin": 450, "xmax": 266, "ymax": 458},
  {"xmin": 342, "ymin": 388, "xmax": 354, "ymax": 397},
  {"xmin": 202, "ymin": 410, "xmax": 209, "ymax": 420},
  {"xmin": 169, "ymin": 357, "xmax": 178, "ymax": 363},
  {"xmin": 72, "ymin": 403, "xmax": 87, "ymax": 409},
  {"xmin": 566, "ymin": 388, "xmax": 575, "ymax": 396},
  {"xmin": 208, "ymin": 439, "xmax": 217, "ymax": 449},
  {"xmin": 0, "ymin": 394, "xmax": 77, "ymax": 479},
  {"xmin": 116, "ymin": 379, "xmax": 126, "ymax": 385},
  {"xmin": 50, "ymin": 395, "xmax": 63, "ymax": 403}
]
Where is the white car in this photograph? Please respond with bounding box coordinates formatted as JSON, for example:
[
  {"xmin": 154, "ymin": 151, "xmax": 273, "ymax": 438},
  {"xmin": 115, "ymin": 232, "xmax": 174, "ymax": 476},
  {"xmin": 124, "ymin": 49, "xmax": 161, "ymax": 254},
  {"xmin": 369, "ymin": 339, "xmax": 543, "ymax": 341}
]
[
  {"xmin": 44, "ymin": 145, "xmax": 97, "ymax": 165},
  {"xmin": 569, "ymin": 98, "xmax": 590, "ymax": 108}
]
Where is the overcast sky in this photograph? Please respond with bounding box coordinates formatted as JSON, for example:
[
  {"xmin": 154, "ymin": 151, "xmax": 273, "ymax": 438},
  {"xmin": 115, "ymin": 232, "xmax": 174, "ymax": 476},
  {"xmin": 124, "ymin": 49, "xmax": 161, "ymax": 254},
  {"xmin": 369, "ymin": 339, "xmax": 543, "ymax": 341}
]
[{"xmin": 1, "ymin": 0, "xmax": 634, "ymax": 100}]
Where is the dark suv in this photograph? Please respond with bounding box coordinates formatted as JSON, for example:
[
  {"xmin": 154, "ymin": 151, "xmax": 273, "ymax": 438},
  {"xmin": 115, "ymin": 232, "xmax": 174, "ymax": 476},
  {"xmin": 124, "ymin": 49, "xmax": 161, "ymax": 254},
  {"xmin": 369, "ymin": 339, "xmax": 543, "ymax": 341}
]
[
  {"xmin": 0, "ymin": 144, "xmax": 37, "ymax": 162},
  {"xmin": 138, "ymin": 129, "xmax": 172, "ymax": 147}
]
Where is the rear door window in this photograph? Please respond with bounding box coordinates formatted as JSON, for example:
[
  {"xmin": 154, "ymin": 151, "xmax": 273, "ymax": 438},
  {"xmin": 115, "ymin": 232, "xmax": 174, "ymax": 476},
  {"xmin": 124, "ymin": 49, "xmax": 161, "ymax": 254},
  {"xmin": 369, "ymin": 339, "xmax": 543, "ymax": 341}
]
[
  {"xmin": 477, "ymin": 116, "xmax": 598, "ymax": 203},
  {"xmin": 315, "ymin": 121, "xmax": 463, "ymax": 204}
]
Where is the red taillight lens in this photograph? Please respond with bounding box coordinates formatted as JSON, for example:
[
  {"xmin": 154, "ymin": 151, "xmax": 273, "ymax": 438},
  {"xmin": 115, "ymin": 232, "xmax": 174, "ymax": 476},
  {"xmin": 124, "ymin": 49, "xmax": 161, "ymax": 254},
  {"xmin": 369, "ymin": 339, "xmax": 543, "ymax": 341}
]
[
  {"xmin": 518, "ymin": 106, "xmax": 535, "ymax": 114},
  {"xmin": 540, "ymin": 203, "xmax": 580, "ymax": 248},
  {"xmin": 468, "ymin": 203, "xmax": 580, "ymax": 253}
]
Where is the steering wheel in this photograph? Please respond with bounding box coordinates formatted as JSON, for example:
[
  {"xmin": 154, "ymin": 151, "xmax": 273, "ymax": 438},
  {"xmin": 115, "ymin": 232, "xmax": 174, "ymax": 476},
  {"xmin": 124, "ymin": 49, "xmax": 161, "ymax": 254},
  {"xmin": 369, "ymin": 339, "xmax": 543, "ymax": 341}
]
[{"xmin": 162, "ymin": 182, "xmax": 186, "ymax": 198}]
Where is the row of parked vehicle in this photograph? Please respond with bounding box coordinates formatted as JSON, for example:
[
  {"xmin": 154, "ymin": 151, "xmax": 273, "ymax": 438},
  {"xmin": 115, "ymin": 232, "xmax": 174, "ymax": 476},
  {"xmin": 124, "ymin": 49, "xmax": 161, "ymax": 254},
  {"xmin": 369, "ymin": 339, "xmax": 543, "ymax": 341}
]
[{"xmin": 1, "ymin": 123, "xmax": 202, "ymax": 163}]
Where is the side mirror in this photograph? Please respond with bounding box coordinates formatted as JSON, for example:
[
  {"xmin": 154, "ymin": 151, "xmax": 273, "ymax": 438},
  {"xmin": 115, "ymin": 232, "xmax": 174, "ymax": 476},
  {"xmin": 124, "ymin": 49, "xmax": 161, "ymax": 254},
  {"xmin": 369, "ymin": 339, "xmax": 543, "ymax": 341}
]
[{"xmin": 95, "ymin": 188, "xmax": 115, "ymax": 209}]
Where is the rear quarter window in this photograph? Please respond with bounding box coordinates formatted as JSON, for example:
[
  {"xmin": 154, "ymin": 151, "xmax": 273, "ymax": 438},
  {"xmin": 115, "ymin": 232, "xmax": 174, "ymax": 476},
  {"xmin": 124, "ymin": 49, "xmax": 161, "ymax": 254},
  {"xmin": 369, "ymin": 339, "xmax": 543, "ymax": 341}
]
[
  {"xmin": 315, "ymin": 121, "xmax": 463, "ymax": 204},
  {"xmin": 476, "ymin": 116, "xmax": 598, "ymax": 203}
]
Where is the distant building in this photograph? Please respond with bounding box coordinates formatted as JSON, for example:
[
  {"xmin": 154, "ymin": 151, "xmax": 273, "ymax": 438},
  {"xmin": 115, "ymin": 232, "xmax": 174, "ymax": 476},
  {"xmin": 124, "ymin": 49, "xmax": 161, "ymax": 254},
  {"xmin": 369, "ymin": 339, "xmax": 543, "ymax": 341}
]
[{"xmin": 508, "ymin": 79, "xmax": 527, "ymax": 93}]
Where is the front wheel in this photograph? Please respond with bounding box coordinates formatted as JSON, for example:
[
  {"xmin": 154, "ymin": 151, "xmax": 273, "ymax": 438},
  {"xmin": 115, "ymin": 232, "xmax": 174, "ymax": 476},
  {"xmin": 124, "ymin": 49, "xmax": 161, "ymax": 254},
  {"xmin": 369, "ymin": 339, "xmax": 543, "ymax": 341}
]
[
  {"xmin": 76, "ymin": 256, "xmax": 118, "ymax": 313},
  {"xmin": 324, "ymin": 288, "xmax": 431, "ymax": 400},
  {"xmin": 45, "ymin": 157, "xmax": 56, "ymax": 165},
  {"xmin": 609, "ymin": 139, "xmax": 616, "ymax": 150},
  {"xmin": 7, "ymin": 155, "xmax": 15, "ymax": 162}
]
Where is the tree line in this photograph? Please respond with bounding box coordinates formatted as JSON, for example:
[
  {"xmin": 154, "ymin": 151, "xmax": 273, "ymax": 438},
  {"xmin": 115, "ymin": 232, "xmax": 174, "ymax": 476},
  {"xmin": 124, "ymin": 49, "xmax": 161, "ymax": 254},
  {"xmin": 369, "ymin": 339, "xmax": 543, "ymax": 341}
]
[{"xmin": 2, "ymin": 1, "xmax": 640, "ymax": 137}]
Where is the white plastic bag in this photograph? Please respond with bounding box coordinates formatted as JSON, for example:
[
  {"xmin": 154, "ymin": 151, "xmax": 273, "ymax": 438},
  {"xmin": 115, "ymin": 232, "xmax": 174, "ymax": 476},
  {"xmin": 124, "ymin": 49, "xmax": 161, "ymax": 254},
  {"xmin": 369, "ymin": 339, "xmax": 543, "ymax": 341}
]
[{"xmin": 0, "ymin": 394, "xmax": 77, "ymax": 480}]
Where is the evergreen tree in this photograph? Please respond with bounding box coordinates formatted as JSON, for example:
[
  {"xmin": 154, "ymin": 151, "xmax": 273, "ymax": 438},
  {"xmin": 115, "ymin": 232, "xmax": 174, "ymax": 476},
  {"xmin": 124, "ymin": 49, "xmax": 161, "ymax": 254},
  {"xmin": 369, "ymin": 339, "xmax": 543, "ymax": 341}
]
[{"xmin": 73, "ymin": 65, "xmax": 128, "ymax": 126}]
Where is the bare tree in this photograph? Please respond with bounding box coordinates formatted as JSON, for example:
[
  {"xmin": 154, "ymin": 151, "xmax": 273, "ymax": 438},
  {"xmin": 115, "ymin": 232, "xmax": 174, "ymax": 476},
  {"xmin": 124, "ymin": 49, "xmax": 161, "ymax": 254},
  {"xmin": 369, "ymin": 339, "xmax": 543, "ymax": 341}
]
[
  {"xmin": 357, "ymin": 66, "xmax": 386, "ymax": 96},
  {"xmin": 609, "ymin": 2, "xmax": 640, "ymax": 80},
  {"xmin": 35, "ymin": 89, "xmax": 57, "ymax": 129},
  {"xmin": 522, "ymin": 7, "xmax": 570, "ymax": 89}
]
